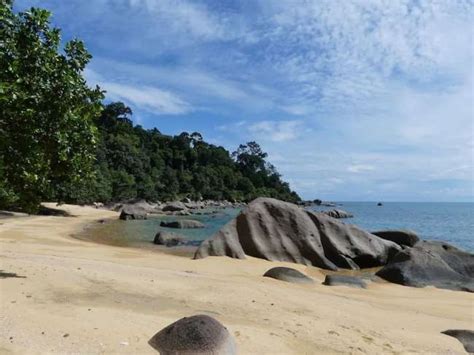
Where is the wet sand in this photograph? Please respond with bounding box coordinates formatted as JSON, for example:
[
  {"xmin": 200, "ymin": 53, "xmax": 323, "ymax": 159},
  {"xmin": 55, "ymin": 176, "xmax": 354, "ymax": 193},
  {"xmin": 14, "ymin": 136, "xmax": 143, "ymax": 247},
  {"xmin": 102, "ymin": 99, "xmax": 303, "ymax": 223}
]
[{"xmin": 0, "ymin": 203, "xmax": 472, "ymax": 354}]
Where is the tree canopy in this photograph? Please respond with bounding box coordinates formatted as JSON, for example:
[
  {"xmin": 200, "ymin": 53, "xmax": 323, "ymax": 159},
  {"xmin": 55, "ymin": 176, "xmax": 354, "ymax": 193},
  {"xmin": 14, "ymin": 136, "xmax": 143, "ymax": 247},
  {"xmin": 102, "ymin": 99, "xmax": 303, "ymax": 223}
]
[{"xmin": 0, "ymin": 1, "xmax": 103, "ymax": 212}]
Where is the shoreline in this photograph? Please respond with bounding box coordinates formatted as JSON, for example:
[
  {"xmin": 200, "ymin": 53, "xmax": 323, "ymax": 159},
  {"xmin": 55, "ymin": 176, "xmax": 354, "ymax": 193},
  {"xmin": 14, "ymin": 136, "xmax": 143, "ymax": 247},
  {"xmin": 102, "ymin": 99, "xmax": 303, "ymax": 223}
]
[{"xmin": 0, "ymin": 203, "xmax": 472, "ymax": 354}]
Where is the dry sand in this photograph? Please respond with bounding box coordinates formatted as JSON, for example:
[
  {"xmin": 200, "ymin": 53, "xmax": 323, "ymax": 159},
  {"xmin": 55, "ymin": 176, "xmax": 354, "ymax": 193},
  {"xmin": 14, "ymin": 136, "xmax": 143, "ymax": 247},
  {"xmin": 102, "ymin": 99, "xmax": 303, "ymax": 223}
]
[{"xmin": 0, "ymin": 204, "xmax": 472, "ymax": 354}]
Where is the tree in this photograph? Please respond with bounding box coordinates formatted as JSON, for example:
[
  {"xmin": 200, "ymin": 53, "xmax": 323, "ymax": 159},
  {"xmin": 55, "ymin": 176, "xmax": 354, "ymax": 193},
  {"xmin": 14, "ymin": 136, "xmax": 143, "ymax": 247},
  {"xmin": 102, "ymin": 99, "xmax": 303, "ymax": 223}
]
[{"xmin": 0, "ymin": 2, "xmax": 103, "ymax": 212}]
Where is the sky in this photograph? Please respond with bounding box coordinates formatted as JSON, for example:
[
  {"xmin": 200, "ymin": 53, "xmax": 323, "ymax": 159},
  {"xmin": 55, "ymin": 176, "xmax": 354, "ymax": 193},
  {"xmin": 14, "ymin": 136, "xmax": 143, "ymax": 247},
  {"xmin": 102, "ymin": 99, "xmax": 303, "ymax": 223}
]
[{"xmin": 15, "ymin": 0, "xmax": 474, "ymax": 201}]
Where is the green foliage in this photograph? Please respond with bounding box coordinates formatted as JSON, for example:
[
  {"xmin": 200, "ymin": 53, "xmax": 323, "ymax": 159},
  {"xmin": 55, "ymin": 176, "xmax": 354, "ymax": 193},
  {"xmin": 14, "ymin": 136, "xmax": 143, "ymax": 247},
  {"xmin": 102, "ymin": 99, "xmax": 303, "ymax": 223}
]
[
  {"xmin": 87, "ymin": 103, "xmax": 300, "ymax": 203},
  {"xmin": 0, "ymin": 2, "xmax": 103, "ymax": 212}
]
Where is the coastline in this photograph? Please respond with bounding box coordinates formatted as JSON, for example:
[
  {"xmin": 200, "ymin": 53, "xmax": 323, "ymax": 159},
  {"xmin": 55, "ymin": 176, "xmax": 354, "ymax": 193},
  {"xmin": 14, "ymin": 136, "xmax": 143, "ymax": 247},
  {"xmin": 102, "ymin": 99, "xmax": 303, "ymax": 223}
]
[{"xmin": 0, "ymin": 204, "xmax": 471, "ymax": 354}]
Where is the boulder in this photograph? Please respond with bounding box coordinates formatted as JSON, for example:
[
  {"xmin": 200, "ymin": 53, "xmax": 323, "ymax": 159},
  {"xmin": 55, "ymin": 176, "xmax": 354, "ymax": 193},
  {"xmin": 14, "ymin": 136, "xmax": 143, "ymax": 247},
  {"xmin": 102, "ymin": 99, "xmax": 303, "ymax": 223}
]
[
  {"xmin": 323, "ymin": 209, "xmax": 353, "ymax": 219},
  {"xmin": 372, "ymin": 230, "xmax": 419, "ymax": 247},
  {"xmin": 148, "ymin": 315, "xmax": 236, "ymax": 355},
  {"xmin": 376, "ymin": 241, "xmax": 474, "ymax": 292},
  {"xmin": 442, "ymin": 329, "xmax": 474, "ymax": 353},
  {"xmin": 323, "ymin": 274, "xmax": 367, "ymax": 288},
  {"xmin": 263, "ymin": 267, "xmax": 314, "ymax": 284},
  {"xmin": 194, "ymin": 198, "xmax": 400, "ymax": 270},
  {"xmin": 160, "ymin": 219, "xmax": 205, "ymax": 229},
  {"xmin": 153, "ymin": 231, "xmax": 186, "ymax": 247},
  {"xmin": 162, "ymin": 202, "xmax": 187, "ymax": 212},
  {"xmin": 119, "ymin": 205, "xmax": 147, "ymax": 220}
]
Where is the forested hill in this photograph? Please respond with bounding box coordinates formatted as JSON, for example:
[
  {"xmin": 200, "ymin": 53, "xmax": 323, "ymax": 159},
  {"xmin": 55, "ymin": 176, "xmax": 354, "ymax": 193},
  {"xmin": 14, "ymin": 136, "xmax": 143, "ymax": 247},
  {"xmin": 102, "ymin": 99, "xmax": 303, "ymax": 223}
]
[
  {"xmin": 88, "ymin": 102, "xmax": 300, "ymax": 204},
  {"xmin": 0, "ymin": 2, "xmax": 299, "ymax": 213}
]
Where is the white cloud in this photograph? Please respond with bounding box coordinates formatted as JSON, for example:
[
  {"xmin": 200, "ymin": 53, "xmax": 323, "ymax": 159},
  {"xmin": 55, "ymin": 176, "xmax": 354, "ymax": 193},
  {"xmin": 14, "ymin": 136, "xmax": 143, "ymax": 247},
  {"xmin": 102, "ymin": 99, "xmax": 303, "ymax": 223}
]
[
  {"xmin": 85, "ymin": 69, "xmax": 191, "ymax": 115},
  {"xmin": 104, "ymin": 82, "xmax": 192, "ymax": 115},
  {"xmin": 248, "ymin": 120, "xmax": 305, "ymax": 142}
]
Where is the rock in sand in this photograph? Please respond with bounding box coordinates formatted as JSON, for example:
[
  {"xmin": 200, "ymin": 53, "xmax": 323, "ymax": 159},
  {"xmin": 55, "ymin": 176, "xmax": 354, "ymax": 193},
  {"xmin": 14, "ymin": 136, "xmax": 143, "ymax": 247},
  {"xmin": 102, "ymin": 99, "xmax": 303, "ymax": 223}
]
[
  {"xmin": 148, "ymin": 315, "xmax": 236, "ymax": 354},
  {"xmin": 323, "ymin": 274, "xmax": 367, "ymax": 288},
  {"xmin": 263, "ymin": 267, "xmax": 314, "ymax": 284}
]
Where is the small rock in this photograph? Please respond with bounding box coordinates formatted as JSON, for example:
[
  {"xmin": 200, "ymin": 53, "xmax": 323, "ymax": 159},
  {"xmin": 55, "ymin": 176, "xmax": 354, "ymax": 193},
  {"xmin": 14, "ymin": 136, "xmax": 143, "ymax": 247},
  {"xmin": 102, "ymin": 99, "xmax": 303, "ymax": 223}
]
[
  {"xmin": 153, "ymin": 231, "xmax": 186, "ymax": 246},
  {"xmin": 263, "ymin": 267, "xmax": 314, "ymax": 284},
  {"xmin": 63, "ymin": 333, "xmax": 69, "ymax": 338},
  {"xmin": 148, "ymin": 315, "xmax": 236, "ymax": 354},
  {"xmin": 323, "ymin": 274, "xmax": 367, "ymax": 288},
  {"xmin": 160, "ymin": 219, "xmax": 205, "ymax": 229}
]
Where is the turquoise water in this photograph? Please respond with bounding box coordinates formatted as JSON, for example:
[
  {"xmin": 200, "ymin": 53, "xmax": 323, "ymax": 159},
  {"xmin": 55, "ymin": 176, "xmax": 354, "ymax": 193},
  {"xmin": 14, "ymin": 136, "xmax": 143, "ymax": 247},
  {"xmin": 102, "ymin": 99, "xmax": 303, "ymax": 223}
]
[{"xmin": 84, "ymin": 203, "xmax": 473, "ymax": 253}]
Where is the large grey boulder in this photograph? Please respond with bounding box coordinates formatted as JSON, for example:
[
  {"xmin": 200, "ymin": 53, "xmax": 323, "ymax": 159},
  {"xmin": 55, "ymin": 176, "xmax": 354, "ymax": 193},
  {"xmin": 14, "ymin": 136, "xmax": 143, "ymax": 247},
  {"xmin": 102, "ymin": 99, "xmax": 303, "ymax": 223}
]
[
  {"xmin": 148, "ymin": 315, "xmax": 236, "ymax": 354},
  {"xmin": 263, "ymin": 267, "xmax": 314, "ymax": 284},
  {"xmin": 442, "ymin": 329, "xmax": 474, "ymax": 353},
  {"xmin": 376, "ymin": 241, "xmax": 474, "ymax": 292},
  {"xmin": 372, "ymin": 230, "xmax": 419, "ymax": 247},
  {"xmin": 119, "ymin": 205, "xmax": 147, "ymax": 220},
  {"xmin": 160, "ymin": 220, "xmax": 205, "ymax": 229},
  {"xmin": 194, "ymin": 198, "xmax": 400, "ymax": 270},
  {"xmin": 323, "ymin": 274, "xmax": 367, "ymax": 288},
  {"xmin": 162, "ymin": 202, "xmax": 187, "ymax": 212},
  {"xmin": 323, "ymin": 209, "xmax": 353, "ymax": 219},
  {"xmin": 154, "ymin": 231, "xmax": 186, "ymax": 247}
]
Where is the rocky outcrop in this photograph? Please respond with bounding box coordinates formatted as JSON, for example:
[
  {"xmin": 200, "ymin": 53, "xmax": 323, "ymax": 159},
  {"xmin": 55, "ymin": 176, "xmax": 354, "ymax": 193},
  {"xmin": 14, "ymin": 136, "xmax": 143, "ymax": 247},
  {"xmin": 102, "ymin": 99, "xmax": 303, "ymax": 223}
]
[
  {"xmin": 148, "ymin": 315, "xmax": 236, "ymax": 354},
  {"xmin": 153, "ymin": 231, "xmax": 185, "ymax": 247},
  {"xmin": 376, "ymin": 241, "xmax": 474, "ymax": 292},
  {"xmin": 119, "ymin": 205, "xmax": 147, "ymax": 220},
  {"xmin": 372, "ymin": 230, "xmax": 419, "ymax": 247},
  {"xmin": 323, "ymin": 274, "xmax": 367, "ymax": 288},
  {"xmin": 442, "ymin": 329, "xmax": 474, "ymax": 353},
  {"xmin": 194, "ymin": 198, "xmax": 400, "ymax": 270},
  {"xmin": 323, "ymin": 209, "xmax": 353, "ymax": 219},
  {"xmin": 162, "ymin": 202, "xmax": 187, "ymax": 212},
  {"xmin": 160, "ymin": 219, "xmax": 205, "ymax": 229},
  {"xmin": 263, "ymin": 267, "xmax": 314, "ymax": 284}
]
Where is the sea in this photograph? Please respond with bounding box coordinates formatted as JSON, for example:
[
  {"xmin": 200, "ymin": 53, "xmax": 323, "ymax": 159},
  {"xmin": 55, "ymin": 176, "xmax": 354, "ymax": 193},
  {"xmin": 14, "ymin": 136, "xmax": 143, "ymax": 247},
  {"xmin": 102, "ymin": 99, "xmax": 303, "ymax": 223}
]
[{"xmin": 79, "ymin": 202, "xmax": 473, "ymax": 253}]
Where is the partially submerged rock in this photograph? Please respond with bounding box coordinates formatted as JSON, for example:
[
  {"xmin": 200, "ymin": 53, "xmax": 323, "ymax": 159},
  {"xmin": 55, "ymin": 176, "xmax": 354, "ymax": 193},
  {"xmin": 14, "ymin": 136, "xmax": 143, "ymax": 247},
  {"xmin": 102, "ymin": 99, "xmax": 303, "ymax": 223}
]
[
  {"xmin": 148, "ymin": 315, "xmax": 236, "ymax": 354},
  {"xmin": 160, "ymin": 220, "xmax": 205, "ymax": 229},
  {"xmin": 322, "ymin": 209, "xmax": 353, "ymax": 219},
  {"xmin": 376, "ymin": 241, "xmax": 474, "ymax": 292},
  {"xmin": 194, "ymin": 197, "xmax": 400, "ymax": 270},
  {"xmin": 263, "ymin": 267, "xmax": 314, "ymax": 284},
  {"xmin": 153, "ymin": 231, "xmax": 186, "ymax": 247},
  {"xmin": 372, "ymin": 230, "xmax": 419, "ymax": 247},
  {"xmin": 323, "ymin": 274, "xmax": 367, "ymax": 288},
  {"xmin": 442, "ymin": 329, "xmax": 474, "ymax": 353},
  {"xmin": 119, "ymin": 205, "xmax": 147, "ymax": 220}
]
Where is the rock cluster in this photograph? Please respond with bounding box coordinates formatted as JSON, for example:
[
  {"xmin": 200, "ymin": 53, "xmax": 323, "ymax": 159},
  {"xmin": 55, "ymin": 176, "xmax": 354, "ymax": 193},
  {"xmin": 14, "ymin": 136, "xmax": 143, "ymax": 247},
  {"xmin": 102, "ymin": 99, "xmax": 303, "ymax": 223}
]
[
  {"xmin": 195, "ymin": 198, "xmax": 400, "ymax": 270},
  {"xmin": 376, "ymin": 240, "xmax": 474, "ymax": 292}
]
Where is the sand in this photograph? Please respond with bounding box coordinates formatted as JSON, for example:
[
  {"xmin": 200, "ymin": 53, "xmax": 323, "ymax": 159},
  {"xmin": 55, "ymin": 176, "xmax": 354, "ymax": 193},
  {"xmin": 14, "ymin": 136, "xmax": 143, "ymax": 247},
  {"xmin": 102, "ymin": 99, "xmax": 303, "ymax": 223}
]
[{"xmin": 0, "ymin": 204, "xmax": 472, "ymax": 354}]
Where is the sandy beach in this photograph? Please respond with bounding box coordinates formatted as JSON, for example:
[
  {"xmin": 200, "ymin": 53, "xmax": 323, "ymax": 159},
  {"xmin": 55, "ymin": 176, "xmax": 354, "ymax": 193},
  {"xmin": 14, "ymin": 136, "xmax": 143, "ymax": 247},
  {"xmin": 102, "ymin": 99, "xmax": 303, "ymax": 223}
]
[{"xmin": 0, "ymin": 204, "xmax": 472, "ymax": 354}]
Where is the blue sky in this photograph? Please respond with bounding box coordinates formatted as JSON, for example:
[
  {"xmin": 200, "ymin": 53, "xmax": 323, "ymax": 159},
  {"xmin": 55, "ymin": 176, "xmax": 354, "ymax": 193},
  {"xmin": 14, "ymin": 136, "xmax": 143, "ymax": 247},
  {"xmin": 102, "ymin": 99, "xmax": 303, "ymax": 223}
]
[{"xmin": 15, "ymin": 0, "xmax": 474, "ymax": 201}]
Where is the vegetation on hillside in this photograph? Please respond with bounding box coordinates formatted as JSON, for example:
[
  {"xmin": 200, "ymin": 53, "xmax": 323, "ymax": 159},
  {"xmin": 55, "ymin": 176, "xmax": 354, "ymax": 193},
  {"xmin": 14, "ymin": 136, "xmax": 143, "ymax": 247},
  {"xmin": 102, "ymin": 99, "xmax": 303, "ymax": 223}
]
[{"xmin": 0, "ymin": 2, "xmax": 300, "ymax": 213}]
